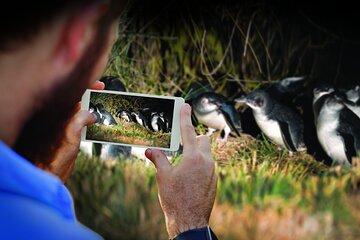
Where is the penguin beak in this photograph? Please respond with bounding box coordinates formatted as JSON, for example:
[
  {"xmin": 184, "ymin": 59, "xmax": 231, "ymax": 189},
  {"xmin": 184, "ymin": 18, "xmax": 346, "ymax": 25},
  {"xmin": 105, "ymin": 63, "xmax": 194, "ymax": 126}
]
[
  {"xmin": 234, "ymin": 97, "xmax": 248, "ymax": 104},
  {"xmin": 313, "ymin": 88, "xmax": 321, "ymax": 95},
  {"xmin": 334, "ymin": 95, "xmax": 346, "ymax": 104}
]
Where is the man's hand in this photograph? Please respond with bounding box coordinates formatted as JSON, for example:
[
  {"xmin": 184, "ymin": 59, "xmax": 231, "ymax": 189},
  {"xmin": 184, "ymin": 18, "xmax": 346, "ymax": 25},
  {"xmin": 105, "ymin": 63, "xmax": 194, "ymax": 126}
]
[
  {"xmin": 145, "ymin": 104, "xmax": 218, "ymax": 239},
  {"xmin": 38, "ymin": 80, "xmax": 104, "ymax": 182}
]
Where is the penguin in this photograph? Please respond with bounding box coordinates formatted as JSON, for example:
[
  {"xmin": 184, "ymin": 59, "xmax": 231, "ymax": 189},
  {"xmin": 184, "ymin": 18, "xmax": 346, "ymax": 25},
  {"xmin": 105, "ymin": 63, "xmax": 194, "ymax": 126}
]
[
  {"xmin": 240, "ymin": 77, "xmax": 307, "ymax": 139},
  {"xmin": 339, "ymin": 85, "xmax": 360, "ymax": 118},
  {"xmin": 151, "ymin": 112, "xmax": 167, "ymax": 132},
  {"xmin": 335, "ymin": 93, "xmax": 360, "ymax": 119},
  {"xmin": 80, "ymin": 141, "xmax": 131, "ymax": 160},
  {"xmin": 130, "ymin": 112, "xmax": 138, "ymax": 122},
  {"xmin": 95, "ymin": 103, "xmax": 117, "ymax": 126},
  {"xmin": 316, "ymin": 94, "xmax": 360, "ymax": 166},
  {"xmin": 100, "ymin": 144, "xmax": 131, "ymax": 160},
  {"xmin": 313, "ymin": 86, "xmax": 360, "ymax": 120},
  {"xmin": 235, "ymin": 89, "xmax": 307, "ymax": 153},
  {"xmin": 312, "ymin": 84, "xmax": 335, "ymax": 124},
  {"xmin": 345, "ymin": 101, "xmax": 360, "ymax": 118},
  {"xmin": 266, "ymin": 77, "xmax": 306, "ymax": 100},
  {"xmin": 181, "ymin": 80, "xmax": 215, "ymax": 127},
  {"xmin": 159, "ymin": 112, "xmax": 170, "ymax": 131},
  {"xmin": 131, "ymin": 110, "xmax": 152, "ymax": 131},
  {"xmin": 191, "ymin": 92, "xmax": 242, "ymax": 142},
  {"xmin": 313, "ymin": 84, "xmax": 335, "ymax": 104},
  {"xmin": 117, "ymin": 109, "xmax": 132, "ymax": 122},
  {"xmin": 140, "ymin": 108, "xmax": 154, "ymax": 131},
  {"xmin": 261, "ymin": 77, "xmax": 308, "ymax": 111},
  {"xmin": 79, "ymin": 142, "xmax": 94, "ymax": 157},
  {"xmin": 345, "ymin": 85, "xmax": 360, "ymax": 104},
  {"xmin": 270, "ymin": 81, "xmax": 333, "ymax": 164},
  {"xmin": 100, "ymin": 76, "xmax": 127, "ymax": 92}
]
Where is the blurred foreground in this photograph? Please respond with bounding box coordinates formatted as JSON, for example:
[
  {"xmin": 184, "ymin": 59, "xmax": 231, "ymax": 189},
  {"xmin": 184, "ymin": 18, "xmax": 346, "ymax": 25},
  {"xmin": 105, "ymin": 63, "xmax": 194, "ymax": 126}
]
[{"xmin": 68, "ymin": 137, "xmax": 360, "ymax": 240}]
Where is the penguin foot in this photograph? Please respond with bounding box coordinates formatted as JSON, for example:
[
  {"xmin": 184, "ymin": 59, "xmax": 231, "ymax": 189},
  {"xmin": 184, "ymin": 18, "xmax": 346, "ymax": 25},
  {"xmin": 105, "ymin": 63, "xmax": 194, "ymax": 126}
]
[
  {"xmin": 206, "ymin": 128, "xmax": 217, "ymax": 136},
  {"xmin": 296, "ymin": 145, "xmax": 307, "ymax": 152},
  {"xmin": 216, "ymin": 137, "xmax": 228, "ymax": 144}
]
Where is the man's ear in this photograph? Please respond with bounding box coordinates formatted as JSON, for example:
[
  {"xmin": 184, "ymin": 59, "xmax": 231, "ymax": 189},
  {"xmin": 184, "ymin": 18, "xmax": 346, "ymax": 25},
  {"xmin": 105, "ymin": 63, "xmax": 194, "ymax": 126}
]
[{"xmin": 53, "ymin": 3, "xmax": 108, "ymax": 70}]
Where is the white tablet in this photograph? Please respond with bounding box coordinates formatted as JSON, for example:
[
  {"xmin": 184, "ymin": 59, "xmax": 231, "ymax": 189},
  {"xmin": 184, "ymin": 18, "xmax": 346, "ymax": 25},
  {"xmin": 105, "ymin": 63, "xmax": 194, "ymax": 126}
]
[{"xmin": 81, "ymin": 89, "xmax": 184, "ymax": 151}]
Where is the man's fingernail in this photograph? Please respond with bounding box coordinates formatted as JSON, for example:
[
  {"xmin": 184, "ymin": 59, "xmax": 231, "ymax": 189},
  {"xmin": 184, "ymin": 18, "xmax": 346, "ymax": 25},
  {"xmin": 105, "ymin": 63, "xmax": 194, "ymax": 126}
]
[
  {"xmin": 91, "ymin": 113, "xmax": 98, "ymax": 121},
  {"xmin": 185, "ymin": 103, "xmax": 192, "ymax": 113},
  {"xmin": 145, "ymin": 149, "xmax": 152, "ymax": 158}
]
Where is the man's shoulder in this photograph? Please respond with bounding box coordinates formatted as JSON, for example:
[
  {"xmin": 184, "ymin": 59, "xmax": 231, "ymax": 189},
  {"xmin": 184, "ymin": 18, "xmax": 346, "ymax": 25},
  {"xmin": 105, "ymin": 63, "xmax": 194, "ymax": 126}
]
[{"xmin": 0, "ymin": 191, "xmax": 102, "ymax": 240}]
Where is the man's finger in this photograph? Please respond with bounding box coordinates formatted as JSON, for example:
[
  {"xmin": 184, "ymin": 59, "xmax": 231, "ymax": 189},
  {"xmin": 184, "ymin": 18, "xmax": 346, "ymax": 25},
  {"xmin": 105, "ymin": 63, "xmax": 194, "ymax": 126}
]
[
  {"xmin": 180, "ymin": 104, "xmax": 197, "ymax": 153},
  {"xmin": 70, "ymin": 110, "xmax": 97, "ymax": 135},
  {"xmin": 145, "ymin": 149, "xmax": 171, "ymax": 172},
  {"xmin": 89, "ymin": 80, "xmax": 105, "ymax": 90},
  {"xmin": 197, "ymin": 135, "xmax": 212, "ymax": 160}
]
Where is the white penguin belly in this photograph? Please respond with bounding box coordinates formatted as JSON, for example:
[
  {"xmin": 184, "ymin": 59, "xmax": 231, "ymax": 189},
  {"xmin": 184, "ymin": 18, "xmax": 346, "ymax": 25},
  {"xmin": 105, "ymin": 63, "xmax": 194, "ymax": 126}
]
[
  {"xmin": 195, "ymin": 110, "xmax": 227, "ymax": 130},
  {"xmin": 80, "ymin": 141, "xmax": 93, "ymax": 157},
  {"xmin": 103, "ymin": 118, "xmax": 111, "ymax": 126},
  {"xmin": 100, "ymin": 144, "xmax": 120, "ymax": 160},
  {"xmin": 122, "ymin": 115, "xmax": 130, "ymax": 122},
  {"xmin": 136, "ymin": 116, "xmax": 144, "ymax": 126},
  {"xmin": 254, "ymin": 113, "xmax": 286, "ymax": 148},
  {"xmin": 151, "ymin": 118, "xmax": 159, "ymax": 132},
  {"xmin": 100, "ymin": 144, "xmax": 111, "ymax": 160},
  {"xmin": 317, "ymin": 115, "xmax": 348, "ymax": 165}
]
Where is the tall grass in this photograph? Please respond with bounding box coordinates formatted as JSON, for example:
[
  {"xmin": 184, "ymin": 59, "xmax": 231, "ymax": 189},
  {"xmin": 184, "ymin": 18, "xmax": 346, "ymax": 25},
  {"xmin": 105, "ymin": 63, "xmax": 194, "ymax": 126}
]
[
  {"xmin": 68, "ymin": 140, "xmax": 360, "ymax": 239},
  {"xmin": 67, "ymin": 155, "xmax": 166, "ymax": 240},
  {"xmin": 87, "ymin": 124, "xmax": 171, "ymax": 148}
]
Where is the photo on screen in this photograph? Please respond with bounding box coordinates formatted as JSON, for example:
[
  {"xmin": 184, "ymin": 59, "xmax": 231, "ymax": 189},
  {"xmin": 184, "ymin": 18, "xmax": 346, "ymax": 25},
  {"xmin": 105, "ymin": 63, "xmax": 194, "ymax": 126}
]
[{"xmin": 86, "ymin": 91, "xmax": 175, "ymax": 148}]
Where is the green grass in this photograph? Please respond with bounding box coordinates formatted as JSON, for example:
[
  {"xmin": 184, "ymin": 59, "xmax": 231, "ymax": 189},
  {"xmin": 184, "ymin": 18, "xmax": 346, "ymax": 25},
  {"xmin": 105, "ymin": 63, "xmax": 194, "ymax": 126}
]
[
  {"xmin": 67, "ymin": 155, "xmax": 166, "ymax": 240},
  {"xmin": 87, "ymin": 123, "xmax": 171, "ymax": 148}
]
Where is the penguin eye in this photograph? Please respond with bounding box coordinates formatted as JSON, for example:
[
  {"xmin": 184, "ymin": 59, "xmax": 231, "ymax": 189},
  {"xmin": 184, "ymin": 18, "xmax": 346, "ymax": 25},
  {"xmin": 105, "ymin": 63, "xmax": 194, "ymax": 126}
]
[
  {"xmin": 201, "ymin": 98, "xmax": 208, "ymax": 104},
  {"xmin": 256, "ymin": 98, "xmax": 264, "ymax": 107}
]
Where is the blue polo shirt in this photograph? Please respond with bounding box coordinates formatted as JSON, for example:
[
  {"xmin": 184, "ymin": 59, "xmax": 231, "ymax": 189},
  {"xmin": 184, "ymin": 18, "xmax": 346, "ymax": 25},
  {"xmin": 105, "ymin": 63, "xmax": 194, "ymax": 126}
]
[{"xmin": 0, "ymin": 141, "xmax": 102, "ymax": 240}]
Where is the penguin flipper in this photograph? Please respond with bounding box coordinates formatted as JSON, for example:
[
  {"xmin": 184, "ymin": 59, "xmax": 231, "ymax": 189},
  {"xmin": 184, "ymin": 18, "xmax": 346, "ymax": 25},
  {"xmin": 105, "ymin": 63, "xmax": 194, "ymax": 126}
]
[
  {"xmin": 278, "ymin": 121, "xmax": 297, "ymax": 152},
  {"xmin": 158, "ymin": 118, "xmax": 167, "ymax": 132},
  {"xmin": 219, "ymin": 104, "xmax": 242, "ymax": 137},
  {"xmin": 338, "ymin": 108, "xmax": 360, "ymax": 162},
  {"xmin": 338, "ymin": 133, "xmax": 356, "ymax": 164}
]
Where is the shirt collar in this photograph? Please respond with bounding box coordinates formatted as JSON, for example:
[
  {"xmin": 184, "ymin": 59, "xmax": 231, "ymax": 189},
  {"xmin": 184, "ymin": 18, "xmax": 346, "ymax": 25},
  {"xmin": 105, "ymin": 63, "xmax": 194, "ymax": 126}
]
[{"xmin": 0, "ymin": 141, "xmax": 75, "ymax": 220}]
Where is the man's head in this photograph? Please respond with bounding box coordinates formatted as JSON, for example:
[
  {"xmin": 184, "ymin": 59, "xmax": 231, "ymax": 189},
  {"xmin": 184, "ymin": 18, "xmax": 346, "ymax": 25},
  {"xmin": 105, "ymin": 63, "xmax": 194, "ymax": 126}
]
[{"xmin": 0, "ymin": 1, "xmax": 126, "ymax": 165}]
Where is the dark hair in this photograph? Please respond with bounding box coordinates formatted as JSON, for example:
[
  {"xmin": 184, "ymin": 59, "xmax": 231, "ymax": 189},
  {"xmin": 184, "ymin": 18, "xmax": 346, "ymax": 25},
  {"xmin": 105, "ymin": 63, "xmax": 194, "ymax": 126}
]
[{"xmin": 0, "ymin": 0, "xmax": 125, "ymax": 52}]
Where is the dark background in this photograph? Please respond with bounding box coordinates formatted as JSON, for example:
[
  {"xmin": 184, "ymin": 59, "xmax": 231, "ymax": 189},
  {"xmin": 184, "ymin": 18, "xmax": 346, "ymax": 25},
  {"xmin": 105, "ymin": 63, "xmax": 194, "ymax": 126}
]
[{"xmin": 127, "ymin": 0, "xmax": 360, "ymax": 88}]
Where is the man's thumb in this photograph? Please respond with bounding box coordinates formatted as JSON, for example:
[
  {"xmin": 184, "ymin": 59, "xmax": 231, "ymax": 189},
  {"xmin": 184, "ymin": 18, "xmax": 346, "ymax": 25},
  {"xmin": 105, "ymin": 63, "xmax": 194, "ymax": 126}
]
[{"xmin": 145, "ymin": 149, "xmax": 171, "ymax": 171}]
